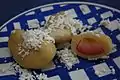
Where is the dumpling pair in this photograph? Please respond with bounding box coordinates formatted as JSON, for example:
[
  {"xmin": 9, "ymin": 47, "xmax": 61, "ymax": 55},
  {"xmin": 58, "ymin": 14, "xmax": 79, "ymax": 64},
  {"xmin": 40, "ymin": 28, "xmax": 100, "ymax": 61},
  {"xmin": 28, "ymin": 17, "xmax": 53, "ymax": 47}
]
[{"xmin": 8, "ymin": 12, "xmax": 74, "ymax": 69}]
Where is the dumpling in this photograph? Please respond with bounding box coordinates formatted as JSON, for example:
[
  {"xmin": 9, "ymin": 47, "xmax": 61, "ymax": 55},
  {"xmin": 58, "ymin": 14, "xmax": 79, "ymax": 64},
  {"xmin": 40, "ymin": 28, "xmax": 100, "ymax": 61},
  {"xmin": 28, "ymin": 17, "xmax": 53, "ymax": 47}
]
[
  {"xmin": 45, "ymin": 11, "xmax": 80, "ymax": 44},
  {"xmin": 8, "ymin": 29, "xmax": 56, "ymax": 69},
  {"xmin": 71, "ymin": 31, "xmax": 112, "ymax": 59},
  {"xmin": 49, "ymin": 29, "xmax": 72, "ymax": 44}
]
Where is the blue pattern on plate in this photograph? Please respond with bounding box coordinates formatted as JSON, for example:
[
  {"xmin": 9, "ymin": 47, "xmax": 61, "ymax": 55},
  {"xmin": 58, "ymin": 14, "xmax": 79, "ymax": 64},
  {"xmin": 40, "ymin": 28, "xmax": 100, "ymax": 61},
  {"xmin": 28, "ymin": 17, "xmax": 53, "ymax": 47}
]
[{"xmin": 0, "ymin": 2, "xmax": 120, "ymax": 80}]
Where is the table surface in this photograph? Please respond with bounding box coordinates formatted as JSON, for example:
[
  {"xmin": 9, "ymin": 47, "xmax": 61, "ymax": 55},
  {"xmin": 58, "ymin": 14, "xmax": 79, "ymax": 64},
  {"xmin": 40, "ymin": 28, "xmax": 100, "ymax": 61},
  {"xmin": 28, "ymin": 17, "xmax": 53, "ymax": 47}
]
[{"xmin": 0, "ymin": 0, "xmax": 120, "ymax": 26}]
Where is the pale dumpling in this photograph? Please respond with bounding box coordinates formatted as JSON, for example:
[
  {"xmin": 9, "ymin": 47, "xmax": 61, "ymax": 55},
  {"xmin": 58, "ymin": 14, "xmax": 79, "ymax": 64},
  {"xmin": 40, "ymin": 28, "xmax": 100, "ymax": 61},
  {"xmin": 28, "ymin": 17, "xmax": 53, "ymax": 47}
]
[
  {"xmin": 8, "ymin": 29, "xmax": 56, "ymax": 69},
  {"xmin": 45, "ymin": 11, "xmax": 79, "ymax": 44},
  {"xmin": 49, "ymin": 29, "xmax": 72, "ymax": 44}
]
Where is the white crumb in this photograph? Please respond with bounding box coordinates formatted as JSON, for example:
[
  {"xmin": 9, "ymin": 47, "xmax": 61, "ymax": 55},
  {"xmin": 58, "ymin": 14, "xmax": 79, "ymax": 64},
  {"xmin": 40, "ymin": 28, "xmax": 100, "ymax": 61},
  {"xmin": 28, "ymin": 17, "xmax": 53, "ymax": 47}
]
[
  {"xmin": 99, "ymin": 19, "xmax": 111, "ymax": 26},
  {"xmin": 18, "ymin": 69, "xmax": 35, "ymax": 80},
  {"xmin": 56, "ymin": 48, "xmax": 79, "ymax": 69},
  {"xmin": 34, "ymin": 72, "xmax": 49, "ymax": 80},
  {"xmin": 45, "ymin": 12, "xmax": 84, "ymax": 35},
  {"xmin": 109, "ymin": 66, "xmax": 116, "ymax": 75},
  {"xmin": 22, "ymin": 29, "xmax": 55, "ymax": 50},
  {"xmin": 18, "ymin": 29, "xmax": 55, "ymax": 59},
  {"xmin": 40, "ymin": 21, "xmax": 45, "ymax": 26},
  {"xmin": 12, "ymin": 63, "xmax": 49, "ymax": 80}
]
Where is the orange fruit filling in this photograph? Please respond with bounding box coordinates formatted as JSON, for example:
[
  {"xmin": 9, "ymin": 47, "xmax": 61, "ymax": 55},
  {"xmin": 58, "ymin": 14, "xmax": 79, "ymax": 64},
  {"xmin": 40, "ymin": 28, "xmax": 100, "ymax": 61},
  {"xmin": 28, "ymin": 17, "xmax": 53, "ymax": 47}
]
[
  {"xmin": 71, "ymin": 32, "xmax": 112, "ymax": 59},
  {"xmin": 76, "ymin": 38, "xmax": 104, "ymax": 55}
]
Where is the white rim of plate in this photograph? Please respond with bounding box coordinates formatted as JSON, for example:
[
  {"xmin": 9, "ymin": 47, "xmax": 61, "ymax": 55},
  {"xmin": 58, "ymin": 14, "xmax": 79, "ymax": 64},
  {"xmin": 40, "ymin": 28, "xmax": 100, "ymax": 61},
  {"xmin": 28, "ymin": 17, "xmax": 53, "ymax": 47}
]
[{"xmin": 0, "ymin": 1, "xmax": 120, "ymax": 30}]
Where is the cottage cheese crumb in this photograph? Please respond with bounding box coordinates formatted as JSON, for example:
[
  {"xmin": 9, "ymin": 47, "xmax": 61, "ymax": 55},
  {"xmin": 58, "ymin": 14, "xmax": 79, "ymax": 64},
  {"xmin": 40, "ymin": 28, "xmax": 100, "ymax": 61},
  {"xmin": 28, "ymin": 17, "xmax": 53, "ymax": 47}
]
[
  {"xmin": 34, "ymin": 72, "xmax": 49, "ymax": 80},
  {"xmin": 10, "ymin": 63, "xmax": 35, "ymax": 80},
  {"xmin": 22, "ymin": 29, "xmax": 55, "ymax": 50},
  {"xmin": 99, "ymin": 19, "xmax": 111, "ymax": 26},
  {"xmin": 12, "ymin": 63, "xmax": 49, "ymax": 80},
  {"xmin": 56, "ymin": 48, "xmax": 79, "ymax": 69},
  {"xmin": 18, "ymin": 70, "xmax": 35, "ymax": 80},
  {"xmin": 109, "ymin": 66, "xmax": 116, "ymax": 75},
  {"xmin": 45, "ymin": 12, "xmax": 84, "ymax": 35},
  {"xmin": 17, "ymin": 29, "xmax": 55, "ymax": 60}
]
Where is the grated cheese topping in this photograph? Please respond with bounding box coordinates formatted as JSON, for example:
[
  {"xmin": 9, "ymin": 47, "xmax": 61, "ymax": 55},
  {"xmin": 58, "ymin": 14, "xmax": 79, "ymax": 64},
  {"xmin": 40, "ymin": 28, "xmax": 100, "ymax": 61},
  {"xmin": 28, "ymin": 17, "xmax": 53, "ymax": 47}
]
[
  {"xmin": 22, "ymin": 29, "xmax": 55, "ymax": 50},
  {"xmin": 33, "ymin": 72, "xmax": 49, "ymax": 80},
  {"xmin": 11, "ymin": 63, "xmax": 49, "ymax": 80},
  {"xmin": 18, "ymin": 70, "xmax": 35, "ymax": 80},
  {"xmin": 109, "ymin": 66, "xmax": 116, "ymax": 75},
  {"xmin": 45, "ymin": 12, "xmax": 85, "ymax": 35},
  {"xmin": 17, "ymin": 29, "xmax": 55, "ymax": 60},
  {"xmin": 56, "ymin": 48, "xmax": 79, "ymax": 69},
  {"xmin": 99, "ymin": 19, "xmax": 111, "ymax": 26},
  {"xmin": 11, "ymin": 63, "xmax": 35, "ymax": 80}
]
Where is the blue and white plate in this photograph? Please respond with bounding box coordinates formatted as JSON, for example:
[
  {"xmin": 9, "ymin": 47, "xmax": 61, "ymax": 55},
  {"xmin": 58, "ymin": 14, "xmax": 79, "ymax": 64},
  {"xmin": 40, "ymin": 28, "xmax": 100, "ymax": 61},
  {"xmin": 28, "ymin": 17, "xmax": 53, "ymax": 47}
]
[{"xmin": 0, "ymin": 2, "xmax": 120, "ymax": 80}]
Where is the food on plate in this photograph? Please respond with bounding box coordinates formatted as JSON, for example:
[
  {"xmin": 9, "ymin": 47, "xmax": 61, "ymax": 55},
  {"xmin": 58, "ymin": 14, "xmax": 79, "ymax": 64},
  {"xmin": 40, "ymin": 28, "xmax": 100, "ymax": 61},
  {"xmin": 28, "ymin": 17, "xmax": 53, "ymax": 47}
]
[
  {"xmin": 8, "ymin": 10, "xmax": 114, "ymax": 70},
  {"xmin": 49, "ymin": 29, "xmax": 72, "ymax": 44},
  {"xmin": 57, "ymin": 48, "xmax": 79, "ymax": 69},
  {"xmin": 45, "ymin": 11, "xmax": 81, "ymax": 44},
  {"xmin": 8, "ymin": 29, "xmax": 56, "ymax": 69},
  {"xmin": 71, "ymin": 31, "xmax": 112, "ymax": 59}
]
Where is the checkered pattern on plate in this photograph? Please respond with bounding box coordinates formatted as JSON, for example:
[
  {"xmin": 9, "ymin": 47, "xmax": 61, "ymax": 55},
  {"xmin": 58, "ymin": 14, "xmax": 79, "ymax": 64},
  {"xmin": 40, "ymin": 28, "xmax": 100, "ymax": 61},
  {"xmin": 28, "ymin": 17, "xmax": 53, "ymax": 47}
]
[{"xmin": 0, "ymin": 2, "xmax": 120, "ymax": 80}]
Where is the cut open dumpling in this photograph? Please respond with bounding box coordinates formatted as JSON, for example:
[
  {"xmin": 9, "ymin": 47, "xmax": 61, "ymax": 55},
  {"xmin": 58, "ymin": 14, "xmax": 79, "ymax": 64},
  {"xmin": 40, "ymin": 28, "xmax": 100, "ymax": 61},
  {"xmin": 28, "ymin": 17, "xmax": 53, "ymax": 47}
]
[{"xmin": 71, "ymin": 31, "xmax": 112, "ymax": 59}]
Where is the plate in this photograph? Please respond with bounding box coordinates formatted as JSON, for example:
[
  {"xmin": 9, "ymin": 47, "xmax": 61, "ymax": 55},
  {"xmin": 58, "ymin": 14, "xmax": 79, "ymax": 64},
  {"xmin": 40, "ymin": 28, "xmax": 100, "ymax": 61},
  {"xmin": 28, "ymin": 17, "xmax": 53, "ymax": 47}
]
[{"xmin": 0, "ymin": 2, "xmax": 120, "ymax": 80}]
